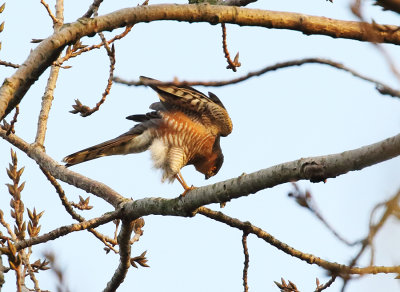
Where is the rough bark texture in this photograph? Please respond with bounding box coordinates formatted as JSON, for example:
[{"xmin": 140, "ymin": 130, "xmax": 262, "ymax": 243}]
[
  {"xmin": 1, "ymin": 128, "xmax": 399, "ymax": 216},
  {"xmin": 1, "ymin": 4, "xmax": 400, "ymax": 119}
]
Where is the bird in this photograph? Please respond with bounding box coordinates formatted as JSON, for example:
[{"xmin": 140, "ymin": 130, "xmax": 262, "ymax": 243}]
[{"xmin": 63, "ymin": 76, "xmax": 233, "ymax": 195}]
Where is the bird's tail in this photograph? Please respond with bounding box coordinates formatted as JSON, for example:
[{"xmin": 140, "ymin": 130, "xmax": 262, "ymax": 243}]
[{"xmin": 63, "ymin": 133, "xmax": 144, "ymax": 167}]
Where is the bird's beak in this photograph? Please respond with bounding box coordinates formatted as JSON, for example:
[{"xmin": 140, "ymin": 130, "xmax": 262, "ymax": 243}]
[{"xmin": 205, "ymin": 174, "xmax": 210, "ymax": 180}]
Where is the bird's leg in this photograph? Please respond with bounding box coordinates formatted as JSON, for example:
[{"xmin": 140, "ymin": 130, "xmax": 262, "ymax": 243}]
[{"xmin": 175, "ymin": 171, "xmax": 195, "ymax": 196}]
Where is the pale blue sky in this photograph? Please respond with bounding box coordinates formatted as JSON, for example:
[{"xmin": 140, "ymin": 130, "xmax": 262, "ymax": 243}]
[{"xmin": 1, "ymin": 1, "xmax": 399, "ymax": 291}]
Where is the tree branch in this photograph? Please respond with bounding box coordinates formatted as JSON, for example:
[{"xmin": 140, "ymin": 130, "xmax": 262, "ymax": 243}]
[
  {"xmin": 34, "ymin": 66, "xmax": 61, "ymax": 147},
  {"xmin": 121, "ymin": 132, "xmax": 400, "ymax": 218},
  {"xmin": 40, "ymin": 166, "xmax": 118, "ymax": 248},
  {"xmin": 103, "ymin": 220, "xmax": 134, "ymax": 292},
  {"xmin": 197, "ymin": 207, "xmax": 400, "ymax": 276},
  {"xmin": 218, "ymin": 0, "xmax": 257, "ymax": 6},
  {"xmin": 0, "ymin": 209, "xmax": 122, "ymax": 253},
  {"xmin": 113, "ymin": 57, "xmax": 400, "ymax": 99},
  {"xmin": 0, "ymin": 251, "xmax": 4, "ymax": 289},
  {"xmin": 288, "ymin": 183, "xmax": 357, "ymax": 246},
  {"xmin": 83, "ymin": 0, "xmax": 104, "ymax": 18},
  {"xmin": 315, "ymin": 276, "xmax": 337, "ymax": 292},
  {"xmin": 0, "ymin": 60, "xmax": 19, "ymax": 69},
  {"xmin": 2, "ymin": 4, "xmax": 400, "ymax": 119},
  {"xmin": 2, "ymin": 128, "xmax": 400, "ymax": 219},
  {"xmin": 0, "ymin": 128, "xmax": 126, "ymax": 208},
  {"xmin": 242, "ymin": 232, "xmax": 249, "ymax": 292},
  {"xmin": 348, "ymin": 189, "xmax": 400, "ymax": 268},
  {"xmin": 35, "ymin": 0, "xmax": 64, "ymax": 147}
]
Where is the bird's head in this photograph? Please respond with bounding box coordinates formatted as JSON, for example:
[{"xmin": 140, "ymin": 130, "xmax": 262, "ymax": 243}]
[
  {"xmin": 194, "ymin": 150, "xmax": 224, "ymax": 180},
  {"xmin": 204, "ymin": 152, "xmax": 224, "ymax": 179},
  {"xmin": 194, "ymin": 135, "xmax": 224, "ymax": 180}
]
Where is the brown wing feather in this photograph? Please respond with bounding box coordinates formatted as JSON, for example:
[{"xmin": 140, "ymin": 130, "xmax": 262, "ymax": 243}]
[{"xmin": 140, "ymin": 76, "xmax": 233, "ymax": 136}]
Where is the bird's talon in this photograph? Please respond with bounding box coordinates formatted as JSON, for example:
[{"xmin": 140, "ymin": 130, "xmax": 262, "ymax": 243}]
[{"xmin": 180, "ymin": 185, "xmax": 197, "ymax": 197}]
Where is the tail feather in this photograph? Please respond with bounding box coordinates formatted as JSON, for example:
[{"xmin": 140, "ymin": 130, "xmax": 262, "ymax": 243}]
[{"xmin": 63, "ymin": 133, "xmax": 144, "ymax": 166}]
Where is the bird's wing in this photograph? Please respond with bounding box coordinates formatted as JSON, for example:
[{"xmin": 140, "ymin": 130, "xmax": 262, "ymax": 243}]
[{"xmin": 140, "ymin": 76, "xmax": 233, "ymax": 137}]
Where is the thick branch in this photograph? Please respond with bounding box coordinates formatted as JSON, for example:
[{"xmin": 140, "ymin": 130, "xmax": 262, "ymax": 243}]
[
  {"xmin": 2, "ymin": 127, "xmax": 399, "ymax": 218},
  {"xmin": 1, "ymin": 4, "xmax": 400, "ymax": 119},
  {"xmin": 0, "ymin": 128, "xmax": 126, "ymax": 208},
  {"xmin": 122, "ymin": 132, "xmax": 400, "ymax": 218}
]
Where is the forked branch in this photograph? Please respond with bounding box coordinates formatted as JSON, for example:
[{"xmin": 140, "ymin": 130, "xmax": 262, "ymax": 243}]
[{"xmin": 197, "ymin": 207, "xmax": 400, "ymax": 276}]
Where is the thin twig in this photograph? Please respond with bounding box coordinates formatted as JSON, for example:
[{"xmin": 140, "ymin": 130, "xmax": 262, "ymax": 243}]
[
  {"xmin": 197, "ymin": 207, "xmax": 400, "ymax": 277},
  {"xmin": 40, "ymin": 167, "xmax": 118, "ymax": 250},
  {"xmin": 6, "ymin": 104, "xmax": 19, "ymax": 136},
  {"xmin": 0, "ymin": 233, "xmax": 11, "ymax": 242},
  {"xmin": 351, "ymin": 0, "xmax": 400, "ymax": 82},
  {"xmin": 0, "ymin": 210, "xmax": 122, "ymax": 254},
  {"xmin": 0, "ymin": 210, "xmax": 16, "ymax": 240},
  {"xmin": 55, "ymin": 25, "xmax": 132, "ymax": 67},
  {"xmin": 274, "ymin": 278, "xmax": 300, "ymax": 292},
  {"xmin": 69, "ymin": 18, "xmax": 116, "ymax": 117},
  {"xmin": 114, "ymin": 220, "xmax": 120, "ymax": 242},
  {"xmin": 315, "ymin": 276, "xmax": 337, "ymax": 292},
  {"xmin": 351, "ymin": 190, "xmax": 400, "ymax": 267},
  {"xmin": 0, "ymin": 60, "xmax": 19, "ymax": 68},
  {"xmin": 221, "ymin": 23, "xmax": 241, "ymax": 72},
  {"xmin": 20, "ymin": 252, "xmax": 40, "ymax": 291},
  {"xmin": 82, "ymin": 0, "xmax": 103, "ymax": 18},
  {"xmin": 40, "ymin": 0, "xmax": 60, "ymax": 25},
  {"xmin": 0, "ymin": 251, "xmax": 4, "ymax": 288},
  {"xmin": 217, "ymin": 0, "xmax": 257, "ymax": 6},
  {"xmin": 64, "ymin": 8, "xmax": 126, "ymax": 117},
  {"xmin": 114, "ymin": 57, "xmax": 400, "ymax": 98},
  {"xmin": 340, "ymin": 188, "xmax": 400, "ymax": 292},
  {"xmin": 242, "ymin": 232, "xmax": 249, "ymax": 292},
  {"xmin": 70, "ymin": 43, "xmax": 115, "ymax": 117},
  {"xmin": 288, "ymin": 183, "xmax": 357, "ymax": 246}
]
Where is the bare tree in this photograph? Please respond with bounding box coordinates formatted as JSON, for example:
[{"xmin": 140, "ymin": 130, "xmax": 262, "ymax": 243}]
[{"xmin": 0, "ymin": 0, "xmax": 399, "ymax": 291}]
